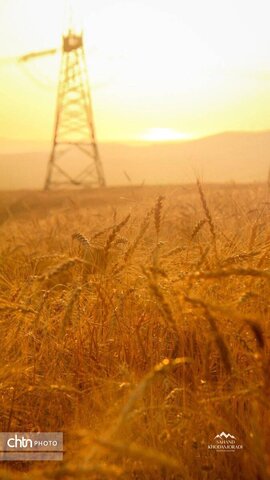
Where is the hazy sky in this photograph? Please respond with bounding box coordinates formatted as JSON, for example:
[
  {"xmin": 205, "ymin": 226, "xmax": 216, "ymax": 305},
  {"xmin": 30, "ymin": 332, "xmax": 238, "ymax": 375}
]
[{"xmin": 0, "ymin": 0, "xmax": 269, "ymax": 143}]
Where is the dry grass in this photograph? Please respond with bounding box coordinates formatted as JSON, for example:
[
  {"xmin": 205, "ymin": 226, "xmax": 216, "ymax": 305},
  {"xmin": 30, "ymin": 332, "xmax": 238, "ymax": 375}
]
[{"xmin": 0, "ymin": 183, "xmax": 269, "ymax": 479}]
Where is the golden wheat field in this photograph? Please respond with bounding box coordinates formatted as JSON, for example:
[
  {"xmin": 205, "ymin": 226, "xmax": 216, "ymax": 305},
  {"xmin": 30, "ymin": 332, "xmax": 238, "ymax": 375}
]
[{"xmin": 0, "ymin": 183, "xmax": 269, "ymax": 480}]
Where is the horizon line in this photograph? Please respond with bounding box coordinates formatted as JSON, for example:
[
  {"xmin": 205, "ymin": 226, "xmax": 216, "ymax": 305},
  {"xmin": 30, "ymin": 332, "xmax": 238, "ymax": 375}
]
[{"xmin": 1, "ymin": 128, "xmax": 270, "ymax": 147}]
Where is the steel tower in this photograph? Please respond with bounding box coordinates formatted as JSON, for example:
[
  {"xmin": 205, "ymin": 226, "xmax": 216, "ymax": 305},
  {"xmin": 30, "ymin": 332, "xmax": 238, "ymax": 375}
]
[{"xmin": 44, "ymin": 29, "xmax": 106, "ymax": 189}]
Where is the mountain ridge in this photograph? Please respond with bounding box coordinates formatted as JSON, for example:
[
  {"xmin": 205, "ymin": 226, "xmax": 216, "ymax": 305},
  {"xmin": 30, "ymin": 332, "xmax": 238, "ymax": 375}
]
[{"xmin": 0, "ymin": 130, "xmax": 269, "ymax": 189}]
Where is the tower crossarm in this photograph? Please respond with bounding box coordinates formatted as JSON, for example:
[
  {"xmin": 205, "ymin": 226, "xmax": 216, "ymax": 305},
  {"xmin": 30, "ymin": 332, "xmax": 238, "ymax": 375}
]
[{"xmin": 18, "ymin": 48, "xmax": 58, "ymax": 63}]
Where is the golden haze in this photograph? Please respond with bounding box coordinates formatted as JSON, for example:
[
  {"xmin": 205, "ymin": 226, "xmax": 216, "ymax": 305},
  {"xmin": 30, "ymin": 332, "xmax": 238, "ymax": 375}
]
[{"xmin": 0, "ymin": 0, "xmax": 270, "ymax": 143}]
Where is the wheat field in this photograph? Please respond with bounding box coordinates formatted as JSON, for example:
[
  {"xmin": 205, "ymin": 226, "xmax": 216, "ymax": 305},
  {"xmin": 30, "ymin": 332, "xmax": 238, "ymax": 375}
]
[{"xmin": 0, "ymin": 183, "xmax": 269, "ymax": 480}]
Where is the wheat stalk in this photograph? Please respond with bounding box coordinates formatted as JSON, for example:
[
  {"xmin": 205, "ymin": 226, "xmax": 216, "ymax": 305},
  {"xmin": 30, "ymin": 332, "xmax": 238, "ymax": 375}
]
[
  {"xmin": 104, "ymin": 214, "xmax": 131, "ymax": 260},
  {"xmin": 72, "ymin": 232, "xmax": 91, "ymax": 249},
  {"xmin": 185, "ymin": 295, "xmax": 231, "ymax": 373},
  {"xmin": 191, "ymin": 218, "xmax": 207, "ymax": 240},
  {"xmin": 154, "ymin": 195, "xmax": 165, "ymax": 240},
  {"xmin": 124, "ymin": 211, "xmax": 151, "ymax": 262},
  {"xmin": 196, "ymin": 180, "xmax": 218, "ymax": 259},
  {"xmin": 62, "ymin": 287, "xmax": 82, "ymax": 336}
]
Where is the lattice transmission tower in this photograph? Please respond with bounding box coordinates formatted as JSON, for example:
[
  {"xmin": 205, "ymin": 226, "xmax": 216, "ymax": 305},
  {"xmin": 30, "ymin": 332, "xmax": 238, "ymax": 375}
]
[{"xmin": 44, "ymin": 28, "xmax": 106, "ymax": 189}]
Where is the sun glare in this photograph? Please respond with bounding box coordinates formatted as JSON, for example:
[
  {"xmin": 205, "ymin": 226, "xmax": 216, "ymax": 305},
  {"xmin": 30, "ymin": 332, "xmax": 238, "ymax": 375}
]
[
  {"xmin": 0, "ymin": 0, "xmax": 270, "ymax": 143},
  {"xmin": 140, "ymin": 128, "xmax": 192, "ymax": 142}
]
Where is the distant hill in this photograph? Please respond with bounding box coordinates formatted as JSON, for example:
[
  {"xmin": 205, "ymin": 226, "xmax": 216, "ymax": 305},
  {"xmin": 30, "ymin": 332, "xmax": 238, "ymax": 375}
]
[{"xmin": 0, "ymin": 131, "xmax": 269, "ymax": 189}]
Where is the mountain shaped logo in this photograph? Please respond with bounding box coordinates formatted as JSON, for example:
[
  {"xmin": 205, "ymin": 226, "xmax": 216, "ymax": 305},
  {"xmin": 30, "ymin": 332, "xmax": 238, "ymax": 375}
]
[
  {"xmin": 214, "ymin": 432, "xmax": 236, "ymax": 440},
  {"xmin": 208, "ymin": 431, "xmax": 243, "ymax": 451}
]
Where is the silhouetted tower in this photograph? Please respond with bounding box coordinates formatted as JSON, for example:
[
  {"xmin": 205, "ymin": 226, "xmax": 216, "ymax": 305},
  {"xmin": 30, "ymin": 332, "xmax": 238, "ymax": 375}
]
[{"xmin": 44, "ymin": 28, "xmax": 106, "ymax": 189}]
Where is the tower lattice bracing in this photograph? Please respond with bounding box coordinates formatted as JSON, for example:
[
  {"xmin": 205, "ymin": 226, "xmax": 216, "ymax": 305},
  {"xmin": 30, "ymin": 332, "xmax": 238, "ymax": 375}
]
[{"xmin": 44, "ymin": 30, "xmax": 106, "ymax": 189}]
